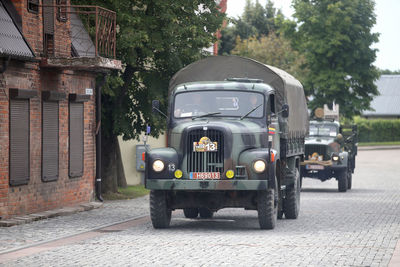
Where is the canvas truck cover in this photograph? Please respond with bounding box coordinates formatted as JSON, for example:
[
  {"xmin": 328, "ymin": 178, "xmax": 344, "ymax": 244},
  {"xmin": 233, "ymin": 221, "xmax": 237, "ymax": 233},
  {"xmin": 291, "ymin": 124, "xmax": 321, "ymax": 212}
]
[{"xmin": 169, "ymin": 56, "xmax": 309, "ymax": 139}]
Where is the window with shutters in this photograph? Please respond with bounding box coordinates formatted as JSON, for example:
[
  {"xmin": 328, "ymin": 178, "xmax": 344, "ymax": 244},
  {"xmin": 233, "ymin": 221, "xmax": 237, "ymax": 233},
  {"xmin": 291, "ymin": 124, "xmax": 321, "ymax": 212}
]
[
  {"xmin": 42, "ymin": 101, "xmax": 59, "ymax": 182},
  {"xmin": 43, "ymin": 0, "xmax": 54, "ymax": 56},
  {"xmin": 28, "ymin": 0, "xmax": 39, "ymax": 14},
  {"xmin": 9, "ymin": 99, "xmax": 30, "ymax": 186},
  {"xmin": 56, "ymin": 0, "xmax": 67, "ymax": 22},
  {"xmin": 69, "ymin": 102, "xmax": 84, "ymax": 178}
]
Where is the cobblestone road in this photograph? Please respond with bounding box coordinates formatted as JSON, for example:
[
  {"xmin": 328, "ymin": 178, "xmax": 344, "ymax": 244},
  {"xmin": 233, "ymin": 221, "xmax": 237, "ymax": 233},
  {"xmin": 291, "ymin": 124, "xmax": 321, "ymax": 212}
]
[{"xmin": 1, "ymin": 149, "xmax": 399, "ymax": 266}]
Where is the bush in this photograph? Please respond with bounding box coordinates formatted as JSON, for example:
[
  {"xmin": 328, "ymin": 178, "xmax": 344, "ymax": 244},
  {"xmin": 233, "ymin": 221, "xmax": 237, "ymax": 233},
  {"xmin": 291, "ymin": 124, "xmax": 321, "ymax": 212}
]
[{"xmin": 353, "ymin": 117, "xmax": 400, "ymax": 142}]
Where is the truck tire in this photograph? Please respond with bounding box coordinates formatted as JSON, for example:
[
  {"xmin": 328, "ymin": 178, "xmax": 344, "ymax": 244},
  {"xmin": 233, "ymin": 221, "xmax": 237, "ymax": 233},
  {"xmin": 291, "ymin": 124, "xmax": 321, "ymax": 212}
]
[
  {"xmin": 199, "ymin": 208, "xmax": 213, "ymax": 219},
  {"xmin": 183, "ymin": 208, "xmax": 199, "ymax": 218},
  {"xmin": 284, "ymin": 168, "xmax": 301, "ymax": 219},
  {"xmin": 338, "ymin": 171, "xmax": 348, "ymax": 192},
  {"xmin": 150, "ymin": 190, "xmax": 171, "ymax": 228},
  {"xmin": 257, "ymin": 186, "xmax": 277, "ymax": 229},
  {"xmin": 347, "ymin": 168, "xmax": 352, "ymax": 190}
]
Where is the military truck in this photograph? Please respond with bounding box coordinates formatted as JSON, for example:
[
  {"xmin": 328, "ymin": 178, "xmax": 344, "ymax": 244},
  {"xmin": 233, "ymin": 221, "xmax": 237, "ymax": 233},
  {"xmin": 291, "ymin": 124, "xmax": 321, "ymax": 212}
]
[
  {"xmin": 300, "ymin": 106, "xmax": 358, "ymax": 192},
  {"xmin": 146, "ymin": 56, "xmax": 308, "ymax": 229}
]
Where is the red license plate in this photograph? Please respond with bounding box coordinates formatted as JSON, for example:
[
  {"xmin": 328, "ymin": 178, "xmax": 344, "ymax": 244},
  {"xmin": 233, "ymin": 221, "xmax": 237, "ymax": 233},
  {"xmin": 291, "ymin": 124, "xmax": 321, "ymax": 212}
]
[
  {"xmin": 190, "ymin": 172, "xmax": 220, "ymax": 180},
  {"xmin": 306, "ymin": 164, "xmax": 324, "ymax": 170}
]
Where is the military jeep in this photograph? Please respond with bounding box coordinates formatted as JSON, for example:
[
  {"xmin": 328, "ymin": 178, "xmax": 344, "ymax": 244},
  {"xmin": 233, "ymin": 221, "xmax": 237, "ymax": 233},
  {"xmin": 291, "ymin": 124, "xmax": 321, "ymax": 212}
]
[
  {"xmin": 146, "ymin": 56, "xmax": 308, "ymax": 229},
  {"xmin": 300, "ymin": 108, "xmax": 357, "ymax": 192}
]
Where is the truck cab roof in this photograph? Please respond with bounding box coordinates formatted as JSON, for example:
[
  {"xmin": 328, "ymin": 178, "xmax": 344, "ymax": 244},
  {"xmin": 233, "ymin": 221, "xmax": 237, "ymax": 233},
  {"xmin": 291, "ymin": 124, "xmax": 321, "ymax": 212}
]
[{"xmin": 172, "ymin": 81, "xmax": 274, "ymax": 95}]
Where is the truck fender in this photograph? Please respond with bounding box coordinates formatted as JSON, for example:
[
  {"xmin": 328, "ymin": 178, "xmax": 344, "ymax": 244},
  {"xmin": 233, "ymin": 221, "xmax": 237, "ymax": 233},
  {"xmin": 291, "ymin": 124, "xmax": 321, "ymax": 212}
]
[
  {"xmin": 238, "ymin": 148, "xmax": 277, "ymax": 187},
  {"xmin": 146, "ymin": 147, "xmax": 179, "ymax": 180},
  {"xmin": 338, "ymin": 151, "xmax": 349, "ymax": 168}
]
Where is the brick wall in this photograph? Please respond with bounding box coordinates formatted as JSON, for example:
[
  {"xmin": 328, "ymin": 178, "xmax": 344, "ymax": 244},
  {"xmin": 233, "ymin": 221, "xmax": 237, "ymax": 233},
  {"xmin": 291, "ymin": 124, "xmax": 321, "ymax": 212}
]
[
  {"xmin": 0, "ymin": 60, "xmax": 97, "ymax": 219},
  {"xmin": 11, "ymin": 0, "xmax": 72, "ymax": 57},
  {"xmin": 0, "ymin": 0, "xmax": 99, "ymax": 219}
]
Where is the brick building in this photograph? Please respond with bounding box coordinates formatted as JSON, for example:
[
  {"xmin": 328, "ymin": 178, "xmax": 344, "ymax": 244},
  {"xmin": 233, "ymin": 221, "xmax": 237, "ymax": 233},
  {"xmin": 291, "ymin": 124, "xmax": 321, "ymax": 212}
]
[{"xmin": 0, "ymin": 0, "xmax": 120, "ymax": 219}]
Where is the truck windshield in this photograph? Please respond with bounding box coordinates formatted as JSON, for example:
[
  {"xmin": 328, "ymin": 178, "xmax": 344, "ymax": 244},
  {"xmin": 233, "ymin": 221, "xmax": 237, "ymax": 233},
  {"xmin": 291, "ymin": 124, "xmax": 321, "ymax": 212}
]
[
  {"xmin": 309, "ymin": 124, "xmax": 338, "ymax": 137},
  {"xmin": 174, "ymin": 91, "xmax": 264, "ymax": 118}
]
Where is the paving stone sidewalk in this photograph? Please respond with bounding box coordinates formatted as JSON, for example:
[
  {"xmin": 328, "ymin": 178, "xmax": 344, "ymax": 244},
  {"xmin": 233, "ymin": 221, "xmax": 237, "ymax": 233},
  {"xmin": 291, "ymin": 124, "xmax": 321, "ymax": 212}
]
[{"xmin": 0, "ymin": 195, "xmax": 149, "ymax": 253}]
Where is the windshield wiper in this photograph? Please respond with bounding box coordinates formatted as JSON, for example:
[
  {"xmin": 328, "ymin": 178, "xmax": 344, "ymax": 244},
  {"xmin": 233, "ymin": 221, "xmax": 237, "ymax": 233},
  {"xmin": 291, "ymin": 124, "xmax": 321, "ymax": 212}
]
[
  {"xmin": 240, "ymin": 104, "xmax": 262, "ymax": 120},
  {"xmin": 192, "ymin": 112, "xmax": 221, "ymax": 120}
]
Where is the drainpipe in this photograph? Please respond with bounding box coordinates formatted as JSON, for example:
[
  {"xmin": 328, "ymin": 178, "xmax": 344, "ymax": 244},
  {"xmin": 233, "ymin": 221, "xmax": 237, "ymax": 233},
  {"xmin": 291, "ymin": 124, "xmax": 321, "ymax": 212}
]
[
  {"xmin": 0, "ymin": 56, "xmax": 11, "ymax": 73},
  {"xmin": 95, "ymin": 75, "xmax": 106, "ymax": 202}
]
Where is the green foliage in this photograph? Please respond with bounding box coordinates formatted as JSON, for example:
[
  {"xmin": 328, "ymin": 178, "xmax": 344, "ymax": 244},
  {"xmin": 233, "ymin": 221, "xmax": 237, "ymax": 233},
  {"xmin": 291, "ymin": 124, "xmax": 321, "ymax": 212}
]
[
  {"xmin": 353, "ymin": 117, "xmax": 400, "ymax": 142},
  {"xmin": 219, "ymin": 0, "xmax": 284, "ymax": 55},
  {"xmin": 358, "ymin": 141, "xmax": 400, "ymax": 146},
  {"xmin": 231, "ymin": 33, "xmax": 308, "ymax": 82},
  {"xmin": 103, "ymin": 185, "xmax": 149, "ymax": 200},
  {"xmin": 73, "ymin": 0, "xmax": 225, "ymax": 140},
  {"xmin": 379, "ymin": 69, "xmax": 400, "ymax": 75},
  {"xmin": 286, "ymin": 0, "xmax": 380, "ymax": 118}
]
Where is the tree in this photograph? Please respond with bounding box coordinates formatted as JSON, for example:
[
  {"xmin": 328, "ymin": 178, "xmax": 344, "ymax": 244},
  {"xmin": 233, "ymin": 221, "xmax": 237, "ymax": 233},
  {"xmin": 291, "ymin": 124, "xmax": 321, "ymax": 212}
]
[
  {"xmin": 231, "ymin": 32, "xmax": 308, "ymax": 82},
  {"xmin": 219, "ymin": 0, "xmax": 284, "ymax": 55},
  {"xmin": 73, "ymin": 0, "xmax": 225, "ymax": 192},
  {"xmin": 379, "ymin": 69, "xmax": 400, "ymax": 75},
  {"xmin": 286, "ymin": 0, "xmax": 380, "ymax": 118}
]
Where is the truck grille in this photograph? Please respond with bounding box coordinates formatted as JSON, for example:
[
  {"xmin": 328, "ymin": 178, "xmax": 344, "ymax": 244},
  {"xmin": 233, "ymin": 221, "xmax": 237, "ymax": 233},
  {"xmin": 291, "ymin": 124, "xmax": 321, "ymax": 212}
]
[
  {"xmin": 305, "ymin": 144, "xmax": 329, "ymax": 160},
  {"xmin": 187, "ymin": 129, "xmax": 224, "ymax": 173}
]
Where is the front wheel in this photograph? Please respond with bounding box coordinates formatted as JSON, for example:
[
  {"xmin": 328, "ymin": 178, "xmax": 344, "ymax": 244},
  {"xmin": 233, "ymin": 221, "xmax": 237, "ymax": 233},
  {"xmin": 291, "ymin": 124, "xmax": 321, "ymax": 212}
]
[
  {"xmin": 284, "ymin": 168, "xmax": 301, "ymax": 219},
  {"xmin": 150, "ymin": 190, "xmax": 171, "ymax": 229},
  {"xmin": 338, "ymin": 170, "xmax": 348, "ymax": 192},
  {"xmin": 347, "ymin": 166, "xmax": 353, "ymax": 190},
  {"xmin": 257, "ymin": 187, "xmax": 277, "ymax": 229}
]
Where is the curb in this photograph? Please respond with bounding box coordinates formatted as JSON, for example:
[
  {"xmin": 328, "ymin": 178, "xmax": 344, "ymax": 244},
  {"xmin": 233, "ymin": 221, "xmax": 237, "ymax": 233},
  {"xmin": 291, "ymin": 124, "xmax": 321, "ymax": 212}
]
[{"xmin": 0, "ymin": 202, "xmax": 103, "ymax": 227}]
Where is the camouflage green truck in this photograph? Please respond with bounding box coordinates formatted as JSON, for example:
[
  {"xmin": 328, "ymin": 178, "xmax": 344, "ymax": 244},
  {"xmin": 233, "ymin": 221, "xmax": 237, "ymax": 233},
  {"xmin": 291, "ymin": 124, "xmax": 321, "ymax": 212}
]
[
  {"xmin": 146, "ymin": 56, "xmax": 308, "ymax": 229},
  {"xmin": 300, "ymin": 107, "xmax": 358, "ymax": 192}
]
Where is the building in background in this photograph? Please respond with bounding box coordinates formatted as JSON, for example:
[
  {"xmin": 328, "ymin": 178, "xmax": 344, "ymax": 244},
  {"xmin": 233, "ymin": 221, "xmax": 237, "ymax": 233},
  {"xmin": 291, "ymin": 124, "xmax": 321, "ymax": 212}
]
[
  {"xmin": 0, "ymin": 0, "xmax": 120, "ymax": 220},
  {"xmin": 362, "ymin": 75, "xmax": 400, "ymax": 119}
]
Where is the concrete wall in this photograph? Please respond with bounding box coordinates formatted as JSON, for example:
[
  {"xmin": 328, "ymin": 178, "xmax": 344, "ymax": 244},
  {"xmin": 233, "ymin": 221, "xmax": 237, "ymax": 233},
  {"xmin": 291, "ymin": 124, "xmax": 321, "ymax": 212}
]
[{"xmin": 118, "ymin": 134, "xmax": 166, "ymax": 185}]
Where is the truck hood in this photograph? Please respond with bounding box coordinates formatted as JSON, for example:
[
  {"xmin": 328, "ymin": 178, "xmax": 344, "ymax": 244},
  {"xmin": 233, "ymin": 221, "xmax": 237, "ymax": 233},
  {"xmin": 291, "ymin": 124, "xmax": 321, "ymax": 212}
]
[
  {"xmin": 305, "ymin": 136, "xmax": 335, "ymax": 146},
  {"xmin": 171, "ymin": 119, "xmax": 265, "ymax": 135}
]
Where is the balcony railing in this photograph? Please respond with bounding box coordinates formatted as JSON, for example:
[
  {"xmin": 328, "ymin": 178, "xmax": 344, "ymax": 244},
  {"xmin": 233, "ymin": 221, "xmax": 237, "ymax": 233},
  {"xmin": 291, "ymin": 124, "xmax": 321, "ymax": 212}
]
[{"xmin": 41, "ymin": 4, "xmax": 117, "ymax": 59}]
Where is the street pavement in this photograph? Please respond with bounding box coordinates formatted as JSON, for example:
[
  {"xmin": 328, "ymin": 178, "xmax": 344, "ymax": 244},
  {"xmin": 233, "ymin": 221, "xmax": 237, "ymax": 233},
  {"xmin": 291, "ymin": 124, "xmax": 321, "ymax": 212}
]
[{"xmin": 0, "ymin": 149, "xmax": 399, "ymax": 266}]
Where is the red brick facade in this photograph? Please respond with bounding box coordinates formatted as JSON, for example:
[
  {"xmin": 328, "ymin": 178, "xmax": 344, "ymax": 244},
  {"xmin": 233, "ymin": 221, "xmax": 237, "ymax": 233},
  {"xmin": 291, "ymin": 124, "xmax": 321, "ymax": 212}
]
[{"xmin": 0, "ymin": 0, "xmax": 98, "ymax": 219}]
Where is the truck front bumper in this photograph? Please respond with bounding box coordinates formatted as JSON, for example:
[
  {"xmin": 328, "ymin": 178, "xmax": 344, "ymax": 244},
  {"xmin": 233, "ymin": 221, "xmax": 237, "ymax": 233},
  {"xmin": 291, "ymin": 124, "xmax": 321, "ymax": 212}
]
[{"xmin": 146, "ymin": 179, "xmax": 268, "ymax": 191}]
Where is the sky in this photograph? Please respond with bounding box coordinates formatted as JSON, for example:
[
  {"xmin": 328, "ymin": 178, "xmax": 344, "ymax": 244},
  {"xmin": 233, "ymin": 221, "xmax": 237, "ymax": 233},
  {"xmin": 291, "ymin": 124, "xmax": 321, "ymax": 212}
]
[{"xmin": 226, "ymin": 0, "xmax": 400, "ymax": 71}]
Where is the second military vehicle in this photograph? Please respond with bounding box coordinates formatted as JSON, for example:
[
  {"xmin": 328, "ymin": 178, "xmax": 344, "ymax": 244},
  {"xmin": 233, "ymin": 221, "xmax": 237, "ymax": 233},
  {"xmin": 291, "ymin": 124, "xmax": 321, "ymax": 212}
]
[
  {"xmin": 300, "ymin": 106, "xmax": 358, "ymax": 192},
  {"xmin": 146, "ymin": 56, "xmax": 308, "ymax": 229}
]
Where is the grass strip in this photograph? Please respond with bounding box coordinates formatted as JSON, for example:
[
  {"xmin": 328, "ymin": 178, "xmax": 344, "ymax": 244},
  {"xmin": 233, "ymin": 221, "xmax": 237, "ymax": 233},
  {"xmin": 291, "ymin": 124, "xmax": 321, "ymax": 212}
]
[{"xmin": 103, "ymin": 185, "xmax": 149, "ymax": 201}]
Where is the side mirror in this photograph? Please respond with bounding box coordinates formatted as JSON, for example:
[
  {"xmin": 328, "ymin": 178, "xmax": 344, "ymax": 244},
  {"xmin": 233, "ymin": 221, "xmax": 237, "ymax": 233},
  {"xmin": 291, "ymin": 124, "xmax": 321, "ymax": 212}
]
[
  {"xmin": 151, "ymin": 100, "xmax": 167, "ymax": 118},
  {"xmin": 281, "ymin": 104, "xmax": 289, "ymax": 118},
  {"xmin": 152, "ymin": 100, "xmax": 160, "ymax": 114}
]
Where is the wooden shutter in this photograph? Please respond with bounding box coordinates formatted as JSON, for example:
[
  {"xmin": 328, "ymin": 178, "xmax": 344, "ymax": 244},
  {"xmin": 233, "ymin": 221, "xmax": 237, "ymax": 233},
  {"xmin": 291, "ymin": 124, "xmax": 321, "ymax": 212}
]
[
  {"xmin": 42, "ymin": 101, "xmax": 59, "ymax": 182},
  {"xmin": 10, "ymin": 99, "xmax": 30, "ymax": 186},
  {"xmin": 69, "ymin": 102, "xmax": 84, "ymax": 178}
]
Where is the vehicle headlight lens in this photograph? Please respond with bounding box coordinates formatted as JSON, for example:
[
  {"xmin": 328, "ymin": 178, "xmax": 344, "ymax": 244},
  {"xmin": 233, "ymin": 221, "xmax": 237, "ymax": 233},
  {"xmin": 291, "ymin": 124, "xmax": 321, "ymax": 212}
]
[
  {"xmin": 253, "ymin": 160, "xmax": 266, "ymax": 173},
  {"xmin": 152, "ymin": 160, "xmax": 165, "ymax": 172},
  {"xmin": 332, "ymin": 155, "xmax": 339, "ymax": 161}
]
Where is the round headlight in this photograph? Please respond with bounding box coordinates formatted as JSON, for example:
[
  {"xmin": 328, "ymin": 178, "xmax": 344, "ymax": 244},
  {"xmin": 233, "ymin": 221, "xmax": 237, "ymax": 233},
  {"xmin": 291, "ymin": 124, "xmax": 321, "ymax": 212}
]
[
  {"xmin": 174, "ymin": 169, "xmax": 183, "ymax": 179},
  {"xmin": 152, "ymin": 160, "xmax": 165, "ymax": 172},
  {"xmin": 253, "ymin": 160, "xmax": 266, "ymax": 173},
  {"xmin": 226, "ymin": 170, "xmax": 234, "ymax": 179},
  {"xmin": 332, "ymin": 155, "xmax": 339, "ymax": 161}
]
